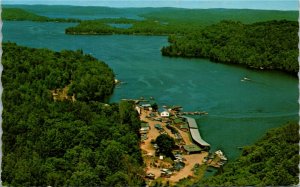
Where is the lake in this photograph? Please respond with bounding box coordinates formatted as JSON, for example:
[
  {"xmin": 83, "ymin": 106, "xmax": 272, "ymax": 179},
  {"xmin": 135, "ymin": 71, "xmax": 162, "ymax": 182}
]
[{"xmin": 3, "ymin": 21, "xmax": 298, "ymax": 160}]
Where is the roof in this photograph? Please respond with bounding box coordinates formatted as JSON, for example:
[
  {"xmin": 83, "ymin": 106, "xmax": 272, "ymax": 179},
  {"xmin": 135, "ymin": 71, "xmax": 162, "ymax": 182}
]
[
  {"xmin": 190, "ymin": 128, "xmax": 210, "ymax": 146},
  {"xmin": 183, "ymin": 144, "xmax": 202, "ymax": 152},
  {"xmin": 183, "ymin": 116, "xmax": 198, "ymax": 129},
  {"xmin": 182, "ymin": 116, "xmax": 210, "ymax": 147}
]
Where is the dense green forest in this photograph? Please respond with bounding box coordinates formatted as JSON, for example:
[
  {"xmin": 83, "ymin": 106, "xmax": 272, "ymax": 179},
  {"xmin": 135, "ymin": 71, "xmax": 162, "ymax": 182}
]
[
  {"xmin": 65, "ymin": 17, "xmax": 200, "ymax": 35},
  {"xmin": 65, "ymin": 9, "xmax": 297, "ymax": 36},
  {"xmin": 141, "ymin": 8, "xmax": 298, "ymax": 25},
  {"xmin": 194, "ymin": 122, "xmax": 299, "ymax": 186},
  {"xmin": 162, "ymin": 20, "xmax": 298, "ymax": 73},
  {"xmin": 2, "ymin": 8, "xmax": 81, "ymax": 22},
  {"xmin": 1, "ymin": 43, "xmax": 145, "ymax": 186}
]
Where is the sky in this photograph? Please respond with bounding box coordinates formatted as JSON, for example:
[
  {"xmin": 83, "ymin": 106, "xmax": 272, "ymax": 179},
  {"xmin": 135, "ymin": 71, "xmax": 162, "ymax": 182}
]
[{"xmin": 1, "ymin": 0, "xmax": 299, "ymax": 10}]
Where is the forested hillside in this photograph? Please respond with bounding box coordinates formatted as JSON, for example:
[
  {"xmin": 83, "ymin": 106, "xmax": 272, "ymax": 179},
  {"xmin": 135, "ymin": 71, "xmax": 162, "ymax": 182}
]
[
  {"xmin": 162, "ymin": 20, "xmax": 298, "ymax": 74},
  {"xmin": 65, "ymin": 18, "xmax": 200, "ymax": 35},
  {"xmin": 65, "ymin": 9, "xmax": 297, "ymax": 36},
  {"xmin": 2, "ymin": 8, "xmax": 49, "ymax": 21},
  {"xmin": 2, "ymin": 8, "xmax": 80, "ymax": 22},
  {"xmin": 1, "ymin": 43, "xmax": 145, "ymax": 186},
  {"xmin": 196, "ymin": 122, "xmax": 299, "ymax": 186},
  {"xmin": 141, "ymin": 8, "xmax": 298, "ymax": 25}
]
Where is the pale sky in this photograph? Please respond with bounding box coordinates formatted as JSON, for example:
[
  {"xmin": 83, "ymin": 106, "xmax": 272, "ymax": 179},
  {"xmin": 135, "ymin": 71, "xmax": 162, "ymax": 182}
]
[{"xmin": 2, "ymin": 0, "xmax": 299, "ymax": 10}]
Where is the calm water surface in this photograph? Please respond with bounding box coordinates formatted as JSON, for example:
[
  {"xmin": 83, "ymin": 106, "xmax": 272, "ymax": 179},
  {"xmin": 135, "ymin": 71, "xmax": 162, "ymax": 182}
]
[{"xmin": 3, "ymin": 21, "xmax": 298, "ymax": 160}]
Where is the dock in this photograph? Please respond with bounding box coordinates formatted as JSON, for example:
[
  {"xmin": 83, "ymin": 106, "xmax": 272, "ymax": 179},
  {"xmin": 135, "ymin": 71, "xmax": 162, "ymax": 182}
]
[
  {"xmin": 179, "ymin": 111, "xmax": 208, "ymax": 115},
  {"xmin": 183, "ymin": 116, "xmax": 210, "ymax": 147},
  {"xmin": 121, "ymin": 98, "xmax": 149, "ymax": 104}
]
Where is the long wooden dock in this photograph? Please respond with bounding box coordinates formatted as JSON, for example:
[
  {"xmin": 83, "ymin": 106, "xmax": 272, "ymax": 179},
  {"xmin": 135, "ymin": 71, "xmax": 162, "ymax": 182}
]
[
  {"xmin": 179, "ymin": 111, "xmax": 208, "ymax": 115},
  {"xmin": 183, "ymin": 116, "xmax": 210, "ymax": 147}
]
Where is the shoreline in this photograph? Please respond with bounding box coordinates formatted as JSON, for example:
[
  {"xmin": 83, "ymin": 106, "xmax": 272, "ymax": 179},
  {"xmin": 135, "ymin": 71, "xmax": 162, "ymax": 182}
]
[{"xmin": 137, "ymin": 104, "xmax": 226, "ymax": 186}]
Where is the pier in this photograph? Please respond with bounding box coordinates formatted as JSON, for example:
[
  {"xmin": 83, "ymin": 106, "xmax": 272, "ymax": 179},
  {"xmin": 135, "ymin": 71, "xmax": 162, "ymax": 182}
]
[{"xmin": 179, "ymin": 111, "xmax": 208, "ymax": 115}]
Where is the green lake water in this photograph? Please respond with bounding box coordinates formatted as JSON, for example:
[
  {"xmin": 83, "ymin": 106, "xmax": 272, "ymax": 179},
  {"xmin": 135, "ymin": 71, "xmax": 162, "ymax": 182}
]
[{"xmin": 3, "ymin": 21, "xmax": 298, "ymax": 160}]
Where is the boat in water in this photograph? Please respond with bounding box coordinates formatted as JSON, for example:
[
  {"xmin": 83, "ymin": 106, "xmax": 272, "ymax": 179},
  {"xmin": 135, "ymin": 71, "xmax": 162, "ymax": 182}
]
[{"xmin": 241, "ymin": 77, "xmax": 251, "ymax": 82}]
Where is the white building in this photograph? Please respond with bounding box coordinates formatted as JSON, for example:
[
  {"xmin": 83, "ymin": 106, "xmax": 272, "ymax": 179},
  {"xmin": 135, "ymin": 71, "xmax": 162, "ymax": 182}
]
[{"xmin": 160, "ymin": 111, "xmax": 170, "ymax": 117}]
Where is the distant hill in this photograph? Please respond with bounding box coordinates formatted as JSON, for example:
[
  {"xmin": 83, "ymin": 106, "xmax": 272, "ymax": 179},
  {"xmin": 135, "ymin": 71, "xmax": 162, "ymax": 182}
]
[
  {"xmin": 3, "ymin": 5, "xmax": 298, "ymax": 23},
  {"xmin": 141, "ymin": 8, "xmax": 298, "ymax": 25},
  {"xmin": 2, "ymin": 7, "xmax": 81, "ymax": 22},
  {"xmin": 63, "ymin": 7, "xmax": 298, "ymax": 36},
  {"xmin": 2, "ymin": 7, "xmax": 50, "ymax": 21}
]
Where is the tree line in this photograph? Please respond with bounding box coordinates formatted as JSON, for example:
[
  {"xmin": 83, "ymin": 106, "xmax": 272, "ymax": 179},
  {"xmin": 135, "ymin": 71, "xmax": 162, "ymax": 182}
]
[
  {"xmin": 161, "ymin": 20, "xmax": 298, "ymax": 74},
  {"xmin": 2, "ymin": 8, "xmax": 81, "ymax": 22},
  {"xmin": 1, "ymin": 42, "xmax": 145, "ymax": 186},
  {"xmin": 65, "ymin": 18, "xmax": 201, "ymax": 36}
]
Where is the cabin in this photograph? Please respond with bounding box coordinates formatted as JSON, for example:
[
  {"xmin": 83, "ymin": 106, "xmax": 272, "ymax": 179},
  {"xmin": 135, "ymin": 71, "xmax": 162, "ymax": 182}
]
[{"xmin": 183, "ymin": 116, "xmax": 210, "ymax": 149}]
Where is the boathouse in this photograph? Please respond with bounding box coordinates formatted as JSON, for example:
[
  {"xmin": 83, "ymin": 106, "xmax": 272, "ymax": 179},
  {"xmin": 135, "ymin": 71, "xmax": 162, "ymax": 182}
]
[
  {"xmin": 183, "ymin": 116, "xmax": 210, "ymax": 148},
  {"xmin": 185, "ymin": 116, "xmax": 198, "ymax": 129},
  {"xmin": 190, "ymin": 128, "xmax": 210, "ymax": 147}
]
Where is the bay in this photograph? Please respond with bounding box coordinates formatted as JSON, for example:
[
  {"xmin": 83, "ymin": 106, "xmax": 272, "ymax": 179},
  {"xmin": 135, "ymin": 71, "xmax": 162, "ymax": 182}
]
[{"xmin": 3, "ymin": 20, "xmax": 298, "ymax": 160}]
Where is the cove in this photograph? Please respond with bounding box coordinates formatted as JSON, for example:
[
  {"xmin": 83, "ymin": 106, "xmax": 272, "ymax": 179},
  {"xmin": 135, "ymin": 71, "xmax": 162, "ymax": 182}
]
[{"xmin": 3, "ymin": 21, "xmax": 298, "ymax": 160}]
